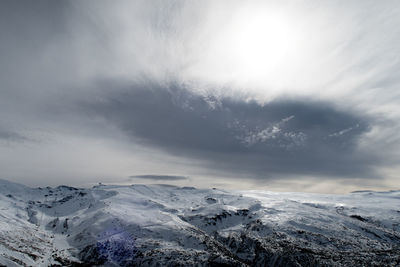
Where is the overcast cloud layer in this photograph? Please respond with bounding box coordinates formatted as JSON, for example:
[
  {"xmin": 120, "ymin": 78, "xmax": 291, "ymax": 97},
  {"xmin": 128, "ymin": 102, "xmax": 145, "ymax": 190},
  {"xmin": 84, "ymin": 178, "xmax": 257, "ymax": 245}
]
[{"xmin": 0, "ymin": 0, "xmax": 399, "ymax": 192}]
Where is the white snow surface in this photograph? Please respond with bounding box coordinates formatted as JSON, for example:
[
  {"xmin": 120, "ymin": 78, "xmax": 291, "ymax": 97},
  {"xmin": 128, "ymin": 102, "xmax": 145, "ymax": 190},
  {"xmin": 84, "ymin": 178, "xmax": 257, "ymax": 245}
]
[{"xmin": 0, "ymin": 179, "xmax": 399, "ymax": 266}]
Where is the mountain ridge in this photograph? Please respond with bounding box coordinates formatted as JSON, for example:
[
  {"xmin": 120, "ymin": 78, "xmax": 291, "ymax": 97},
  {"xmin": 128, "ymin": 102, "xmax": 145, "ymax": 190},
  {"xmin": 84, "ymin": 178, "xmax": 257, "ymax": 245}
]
[{"xmin": 0, "ymin": 179, "xmax": 399, "ymax": 266}]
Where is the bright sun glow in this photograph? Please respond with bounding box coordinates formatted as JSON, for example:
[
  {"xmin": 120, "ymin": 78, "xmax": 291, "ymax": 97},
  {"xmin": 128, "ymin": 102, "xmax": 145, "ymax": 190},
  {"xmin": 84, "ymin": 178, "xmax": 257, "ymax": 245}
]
[
  {"xmin": 229, "ymin": 9, "xmax": 297, "ymax": 80},
  {"xmin": 195, "ymin": 4, "xmax": 324, "ymax": 96}
]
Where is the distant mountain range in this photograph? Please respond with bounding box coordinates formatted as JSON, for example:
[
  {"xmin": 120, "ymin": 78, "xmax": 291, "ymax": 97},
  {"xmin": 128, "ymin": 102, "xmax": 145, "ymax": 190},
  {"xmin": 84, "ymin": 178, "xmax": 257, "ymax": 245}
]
[{"xmin": 0, "ymin": 179, "xmax": 399, "ymax": 266}]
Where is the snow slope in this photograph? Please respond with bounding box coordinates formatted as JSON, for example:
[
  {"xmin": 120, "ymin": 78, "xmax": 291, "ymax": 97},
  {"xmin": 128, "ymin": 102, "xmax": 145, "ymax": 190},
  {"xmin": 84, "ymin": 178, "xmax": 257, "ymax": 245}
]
[{"xmin": 0, "ymin": 179, "xmax": 399, "ymax": 266}]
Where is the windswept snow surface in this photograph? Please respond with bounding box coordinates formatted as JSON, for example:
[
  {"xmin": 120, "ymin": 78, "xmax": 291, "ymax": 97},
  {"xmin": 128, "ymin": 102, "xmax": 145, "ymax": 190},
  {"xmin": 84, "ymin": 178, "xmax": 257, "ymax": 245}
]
[{"xmin": 0, "ymin": 179, "xmax": 399, "ymax": 266}]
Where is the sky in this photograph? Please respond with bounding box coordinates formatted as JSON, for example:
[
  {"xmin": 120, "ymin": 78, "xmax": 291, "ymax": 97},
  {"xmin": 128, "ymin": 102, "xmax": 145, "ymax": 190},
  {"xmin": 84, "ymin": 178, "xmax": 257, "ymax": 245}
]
[{"xmin": 0, "ymin": 0, "xmax": 400, "ymax": 193}]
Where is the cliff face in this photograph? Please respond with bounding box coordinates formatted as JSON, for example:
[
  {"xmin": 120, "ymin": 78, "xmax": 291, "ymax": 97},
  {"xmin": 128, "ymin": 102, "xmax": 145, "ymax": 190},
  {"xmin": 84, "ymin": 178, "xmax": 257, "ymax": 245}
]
[{"xmin": 0, "ymin": 179, "xmax": 399, "ymax": 266}]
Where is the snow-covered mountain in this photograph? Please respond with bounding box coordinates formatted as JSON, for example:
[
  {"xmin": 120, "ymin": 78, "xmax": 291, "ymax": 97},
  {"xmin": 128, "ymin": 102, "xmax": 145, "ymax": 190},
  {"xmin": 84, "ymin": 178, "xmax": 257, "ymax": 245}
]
[{"xmin": 0, "ymin": 179, "xmax": 399, "ymax": 266}]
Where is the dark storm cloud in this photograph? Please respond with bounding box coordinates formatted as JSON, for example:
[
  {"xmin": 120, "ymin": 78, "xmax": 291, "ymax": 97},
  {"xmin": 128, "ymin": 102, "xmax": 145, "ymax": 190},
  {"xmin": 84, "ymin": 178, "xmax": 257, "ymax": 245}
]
[
  {"xmin": 130, "ymin": 175, "xmax": 188, "ymax": 181},
  {"xmin": 0, "ymin": 130, "xmax": 28, "ymax": 142},
  {"xmin": 84, "ymin": 82, "xmax": 376, "ymax": 179}
]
